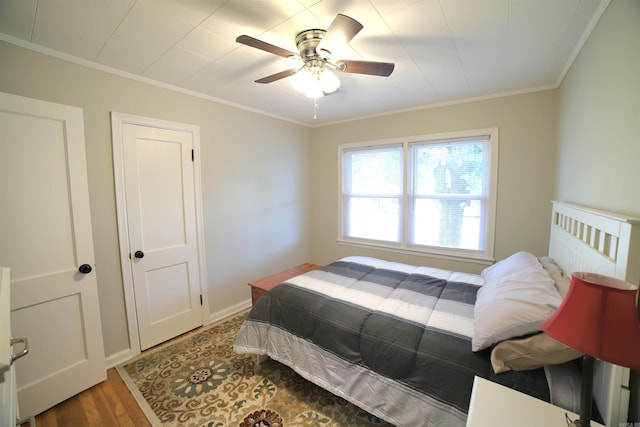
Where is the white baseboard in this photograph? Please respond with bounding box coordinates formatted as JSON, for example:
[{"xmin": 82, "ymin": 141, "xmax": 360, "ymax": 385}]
[
  {"xmin": 209, "ymin": 299, "xmax": 251, "ymax": 324},
  {"xmin": 106, "ymin": 348, "xmax": 136, "ymax": 369},
  {"xmin": 106, "ymin": 299, "xmax": 252, "ymax": 369}
]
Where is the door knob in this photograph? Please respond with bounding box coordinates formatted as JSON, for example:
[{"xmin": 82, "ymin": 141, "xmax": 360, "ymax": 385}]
[
  {"xmin": 79, "ymin": 264, "xmax": 92, "ymax": 274},
  {"xmin": 134, "ymin": 250, "xmax": 145, "ymax": 259}
]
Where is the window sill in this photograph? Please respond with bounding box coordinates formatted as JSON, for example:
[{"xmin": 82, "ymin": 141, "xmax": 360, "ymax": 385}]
[{"xmin": 337, "ymin": 238, "xmax": 495, "ymax": 266}]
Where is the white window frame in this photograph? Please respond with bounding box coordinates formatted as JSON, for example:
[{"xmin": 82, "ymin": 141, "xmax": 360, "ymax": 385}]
[{"xmin": 338, "ymin": 128, "xmax": 499, "ymax": 263}]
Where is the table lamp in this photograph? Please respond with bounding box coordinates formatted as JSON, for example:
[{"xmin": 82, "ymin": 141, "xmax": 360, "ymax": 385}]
[{"xmin": 541, "ymin": 272, "xmax": 640, "ymax": 427}]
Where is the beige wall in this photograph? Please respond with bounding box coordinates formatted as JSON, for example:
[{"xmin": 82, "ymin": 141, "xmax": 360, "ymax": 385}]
[
  {"xmin": 0, "ymin": 41, "xmax": 312, "ymax": 362},
  {"xmin": 557, "ymin": 0, "xmax": 640, "ymax": 216},
  {"xmin": 556, "ymin": 0, "xmax": 640, "ymax": 420},
  {"xmin": 309, "ymin": 91, "xmax": 558, "ymax": 274}
]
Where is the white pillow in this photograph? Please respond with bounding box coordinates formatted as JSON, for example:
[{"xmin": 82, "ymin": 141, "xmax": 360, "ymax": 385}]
[
  {"xmin": 539, "ymin": 256, "xmax": 571, "ymax": 297},
  {"xmin": 481, "ymin": 251, "xmax": 540, "ymax": 283},
  {"xmin": 472, "ymin": 252, "xmax": 563, "ymax": 352}
]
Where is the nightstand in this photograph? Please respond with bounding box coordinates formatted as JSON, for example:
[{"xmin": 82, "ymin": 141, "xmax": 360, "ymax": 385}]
[
  {"xmin": 466, "ymin": 376, "xmax": 605, "ymax": 427},
  {"xmin": 248, "ymin": 263, "xmax": 320, "ymax": 305}
]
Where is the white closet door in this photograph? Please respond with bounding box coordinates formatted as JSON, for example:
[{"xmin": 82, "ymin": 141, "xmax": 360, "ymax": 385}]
[{"xmin": 115, "ymin": 115, "xmax": 204, "ymax": 350}]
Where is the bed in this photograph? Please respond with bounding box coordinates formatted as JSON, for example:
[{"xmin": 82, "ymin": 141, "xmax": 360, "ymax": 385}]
[{"xmin": 234, "ymin": 201, "xmax": 640, "ymax": 426}]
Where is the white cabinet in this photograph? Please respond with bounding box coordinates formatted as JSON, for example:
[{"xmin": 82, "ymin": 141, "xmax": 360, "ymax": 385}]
[
  {"xmin": 1, "ymin": 267, "xmax": 16, "ymax": 427},
  {"xmin": 0, "ymin": 268, "xmax": 31, "ymax": 427},
  {"xmin": 466, "ymin": 376, "xmax": 605, "ymax": 427},
  {"xmin": 0, "ymin": 362, "xmax": 17, "ymax": 427}
]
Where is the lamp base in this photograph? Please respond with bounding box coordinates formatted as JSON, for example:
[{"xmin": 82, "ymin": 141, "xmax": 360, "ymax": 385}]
[
  {"xmin": 564, "ymin": 411, "xmax": 585, "ymax": 427},
  {"xmin": 579, "ymin": 355, "xmax": 595, "ymax": 427}
]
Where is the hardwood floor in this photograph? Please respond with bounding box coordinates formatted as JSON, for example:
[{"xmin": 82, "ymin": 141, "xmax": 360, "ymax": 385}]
[
  {"xmin": 27, "ymin": 368, "xmax": 151, "ymax": 427},
  {"xmin": 25, "ymin": 324, "xmax": 212, "ymax": 426},
  {"xmin": 21, "ymin": 319, "xmax": 234, "ymax": 426}
]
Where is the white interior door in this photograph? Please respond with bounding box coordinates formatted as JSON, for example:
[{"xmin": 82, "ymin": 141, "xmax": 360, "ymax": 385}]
[
  {"xmin": 0, "ymin": 92, "xmax": 106, "ymax": 417},
  {"xmin": 112, "ymin": 113, "xmax": 206, "ymax": 351}
]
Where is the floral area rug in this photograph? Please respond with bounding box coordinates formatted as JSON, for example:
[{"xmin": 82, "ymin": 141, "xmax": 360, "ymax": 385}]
[{"xmin": 116, "ymin": 311, "xmax": 393, "ymax": 426}]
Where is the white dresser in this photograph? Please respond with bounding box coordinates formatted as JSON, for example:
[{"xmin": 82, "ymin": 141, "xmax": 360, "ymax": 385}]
[{"xmin": 0, "ymin": 268, "xmax": 30, "ymax": 427}]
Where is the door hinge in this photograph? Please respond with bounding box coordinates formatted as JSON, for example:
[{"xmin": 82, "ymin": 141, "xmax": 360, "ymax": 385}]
[
  {"xmin": 191, "ymin": 149, "xmax": 194, "ymax": 162},
  {"xmin": 199, "ymin": 294, "xmax": 203, "ymax": 305}
]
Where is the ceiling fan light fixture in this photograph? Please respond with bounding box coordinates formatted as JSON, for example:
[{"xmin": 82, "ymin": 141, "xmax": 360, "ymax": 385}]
[
  {"xmin": 305, "ymin": 78, "xmax": 324, "ymax": 99},
  {"xmin": 291, "ymin": 68, "xmax": 312, "ymax": 93},
  {"xmin": 291, "ymin": 66, "xmax": 340, "ymax": 98},
  {"xmin": 319, "ymin": 69, "xmax": 340, "ymax": 94}
]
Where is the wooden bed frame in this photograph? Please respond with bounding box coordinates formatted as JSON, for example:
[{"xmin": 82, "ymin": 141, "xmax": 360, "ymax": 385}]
[{"xmin": 549, "ymin": 201, "xmax": 640, "ymax": 426}]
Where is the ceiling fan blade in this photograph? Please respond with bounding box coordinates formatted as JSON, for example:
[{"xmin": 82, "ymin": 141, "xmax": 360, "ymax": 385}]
[
  {"xmin": 335, "ymin": 60, "xmax": 395, "ymax": 77},
  {"xmin": 236, "ymin": 35, "xmax": 297, "ymax": 58},
  {"xmin": 255, "ymin": 69, "xmax": 298, "ymax": 84},
  {"xmin": 316, "ymin": 14, "xmax": 363, "ymax": 55}
]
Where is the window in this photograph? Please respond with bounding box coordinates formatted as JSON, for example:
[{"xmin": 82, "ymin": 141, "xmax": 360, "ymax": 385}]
[{"xmin": 339, "ymin": 129, "xmax": 498, "ymax": 261}]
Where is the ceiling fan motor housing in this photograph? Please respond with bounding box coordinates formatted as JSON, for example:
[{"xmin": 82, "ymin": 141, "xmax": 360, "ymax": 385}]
[{"xmin": 295, "ymin": 29, "xmax": 328, "ymax": 61}]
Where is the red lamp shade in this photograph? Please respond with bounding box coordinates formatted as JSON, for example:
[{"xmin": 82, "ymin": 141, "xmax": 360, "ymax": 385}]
[{"xmin": 541, "ymin": 272, "xmax": 640, "ymax": 370}]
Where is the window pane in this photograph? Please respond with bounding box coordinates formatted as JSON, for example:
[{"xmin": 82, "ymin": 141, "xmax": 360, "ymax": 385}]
[
  {"xmin": 413, "ymin": 142, "xmax": 485, "ymax": 196},
  {"xmin": 347, "ymin": 147, "xmax": 402, "ymax": 195},
  {"xmin": 339, "ymin": 130, "xmax": 496, "ymax": 259},
  {"xmin": 413, "ymin": 199, "xmax": 481, "ymax": 250},
  {"xmin": 347, "ymin": 197, "xmax": 400, "ymax": 242}
]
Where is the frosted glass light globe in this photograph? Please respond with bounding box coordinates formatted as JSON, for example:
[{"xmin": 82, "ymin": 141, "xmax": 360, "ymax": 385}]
[
  {"xmin": 291, "ymin": 68, "xmax": 312, "ymax": 93},
  {"xmin": 320, "ymin": 69, "xmax": 340, "ymax": 94},
  {"xmin": 305, "ymin": 78, "xmax": 324, "ymax": 98}
]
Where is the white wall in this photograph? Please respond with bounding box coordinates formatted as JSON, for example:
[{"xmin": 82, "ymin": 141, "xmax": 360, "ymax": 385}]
[
  {"xmin": 309, "ymin": 90, "xmax": 558, "ymax": 274},
  {"xmin": 0, "ymin": 40, "xmax": 312, "ymax": 362},
  {"xmin": 556, "ymin": 0, "xmax": 640, "ymax": 421}
]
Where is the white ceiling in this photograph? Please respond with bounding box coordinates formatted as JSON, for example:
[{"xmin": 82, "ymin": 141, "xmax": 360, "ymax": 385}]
[{"xmin": 0, "ymin": 0, "xmax": 608, "ymax": 126}]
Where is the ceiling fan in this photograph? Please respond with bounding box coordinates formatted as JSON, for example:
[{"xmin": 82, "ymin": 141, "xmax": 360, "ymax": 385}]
[{"xmin": 236, "ymin": 14, "xmax": 395, "ymax": 98}]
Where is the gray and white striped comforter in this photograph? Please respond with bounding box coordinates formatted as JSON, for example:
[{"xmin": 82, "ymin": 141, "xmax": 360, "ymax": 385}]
[{"xmin": 234, "ymin": 256, "xmax": 549, "ymax": 426}]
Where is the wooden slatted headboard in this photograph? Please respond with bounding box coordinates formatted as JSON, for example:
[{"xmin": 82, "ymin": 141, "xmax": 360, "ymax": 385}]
[{"xmin": 549, "ymin": 201, "xmax": 640, "ymax": 426}]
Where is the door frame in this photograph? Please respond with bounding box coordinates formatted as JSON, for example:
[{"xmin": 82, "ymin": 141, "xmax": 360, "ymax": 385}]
[{"xmin": 111, "ymin": 112, "xmax": 209, "ymax": 356}]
